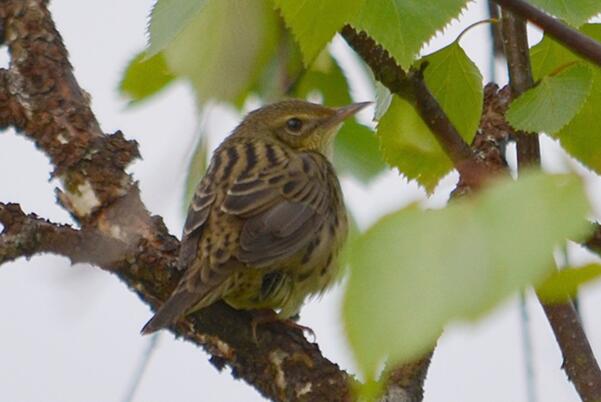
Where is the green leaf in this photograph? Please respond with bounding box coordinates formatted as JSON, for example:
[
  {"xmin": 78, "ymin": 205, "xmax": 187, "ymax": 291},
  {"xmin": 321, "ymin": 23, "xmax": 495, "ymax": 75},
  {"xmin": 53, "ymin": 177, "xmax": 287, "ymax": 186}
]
[
  {"xmin": 377, "ymin": 42, "xmax": 482, "ymax": 192},
  {"xmin": 527, "ymin": 0, "xmax": 601, "ymax": 27},
  {"xmin": 530, "ymin": 24, "xmax": 601, "ymax": 173},
  {"xmin": 378, "ymin": 96, "xmax": 450, "ymax": 192},
  {"xmin": 273, "ymin": 0, "xmax": 364, "ymax": 65},
  {"xmin": 161, "ymin": 0, "xmax": 279, "ymax": 104},
  {"xmin": 119, "ymin": 51, "xmax": 176, "ymax": 104},
  {"xmin": 537, "ymin": 264, "xmax": 601, "ymax": 303},
  {"xmin": 556, "ymin": 70, "xmax": 601, "ymax": 172},
  {"xmin": 148, "ymin": 0, "xmax": 208, "ymax": 55},
  {"xmin": 350, "ymin": 0, "xmax": 469, "ymax": 69},
  {"xmin": 335, "ymin": 121, "xmax": 386, "ymax": 182},
  {"xmin": 294, "ymin": 51, "xmax": 352, "ymax": 105},
  {"xmin": 506, "ymin": 63, "xmax": 593, "ymax": 134},
  {"xmin": 344, "ymin": 172, "xmax": 591, "ymax": 378},
  {"xmin": 421, "ymin": 42, "xmax": 483, "ymax": 141}
]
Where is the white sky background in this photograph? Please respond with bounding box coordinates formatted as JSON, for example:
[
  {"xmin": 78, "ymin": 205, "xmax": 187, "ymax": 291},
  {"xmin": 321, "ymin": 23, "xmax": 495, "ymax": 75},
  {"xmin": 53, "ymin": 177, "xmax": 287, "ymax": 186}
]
[{"xmin": 1, "ymin": 1, "xmax": 601, "ymax": 401}]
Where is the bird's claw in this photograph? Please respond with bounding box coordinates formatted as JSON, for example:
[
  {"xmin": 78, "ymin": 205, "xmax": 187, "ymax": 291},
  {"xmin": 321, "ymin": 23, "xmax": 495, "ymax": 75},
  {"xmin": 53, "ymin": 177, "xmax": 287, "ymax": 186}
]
[{"xmin": 250, "ymin": 309, "xmax": 315, "ymax": 344}]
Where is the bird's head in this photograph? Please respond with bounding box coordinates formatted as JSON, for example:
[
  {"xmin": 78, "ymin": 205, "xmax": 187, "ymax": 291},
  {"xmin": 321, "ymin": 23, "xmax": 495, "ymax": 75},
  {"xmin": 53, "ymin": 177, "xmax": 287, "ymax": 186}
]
[{"xmin": 236, "ymin": 99, "xmax": 371, "ymax": 154}]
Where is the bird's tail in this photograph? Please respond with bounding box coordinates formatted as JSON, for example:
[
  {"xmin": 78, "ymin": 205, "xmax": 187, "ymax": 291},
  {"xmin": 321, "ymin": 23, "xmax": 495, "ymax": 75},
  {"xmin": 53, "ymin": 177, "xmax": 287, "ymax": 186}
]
[{"xmin": 141, "ymin": 289, "xmax": 199, "ymax": 335}]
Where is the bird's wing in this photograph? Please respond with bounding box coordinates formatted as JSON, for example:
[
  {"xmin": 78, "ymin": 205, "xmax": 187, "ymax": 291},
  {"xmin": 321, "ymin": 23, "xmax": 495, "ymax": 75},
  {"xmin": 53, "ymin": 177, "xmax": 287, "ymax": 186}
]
[
  {"xmin": 141, "ymin": 141, "xmax": 333, "ymax": 334},
  {"xmin": 178, "ymin": 177, "xmax": 215, "ymax": 271},
  {"xmin": 222, "ymin": 148, "xmax": 330, "ymax": 267}
]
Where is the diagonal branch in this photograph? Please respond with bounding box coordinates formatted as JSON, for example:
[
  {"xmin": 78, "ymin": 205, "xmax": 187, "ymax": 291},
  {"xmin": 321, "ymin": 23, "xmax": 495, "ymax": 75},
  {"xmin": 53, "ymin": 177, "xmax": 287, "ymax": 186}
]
[
  {"xmin": 0, "ymin": 201, "xmax": 353, "ymax": 402},
  {"xmin": 0, "ymin": 1, "xmax": 352, "ymax": 401},
  {"xmin": 340, "ymin": 25, "xmax": 492, "ymax": 190}
]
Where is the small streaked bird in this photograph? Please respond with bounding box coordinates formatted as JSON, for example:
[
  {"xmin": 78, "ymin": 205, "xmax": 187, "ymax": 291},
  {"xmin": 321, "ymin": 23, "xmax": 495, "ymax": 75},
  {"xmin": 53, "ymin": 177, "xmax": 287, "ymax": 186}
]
[{"xmin": 141, "ymin": 99, "xmax": 370, "ymax": 334}]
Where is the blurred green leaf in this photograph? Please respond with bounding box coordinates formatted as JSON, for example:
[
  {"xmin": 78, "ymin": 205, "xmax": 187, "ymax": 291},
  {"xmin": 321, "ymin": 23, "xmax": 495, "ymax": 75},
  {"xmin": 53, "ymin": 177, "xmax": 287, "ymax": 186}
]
[
  {"xmin": 335, "ymin": 121, "xmax": 386, "ymax": 182},
  {"xmin": 530, "ymin": 24, "xmax": 601, "ymax": 173},
  {"xmin": 350, "ymin": 0, "xmax": 469, "ymax": 69},
  {"xmin": 344, "ymin": 172, "xmax": 591, "ymax": 378},
  {"xmin": 119, "ymin": 51, "xmax": 176, "ymax": 104},
  {"xmin": 506, "ymin": 63, "xmax": 593, "ymax": 134},
  {"xmin": 537, "ymin": 264, "xmax": 601, "ymax": 303},
  {"xmin": 273, "ymin": 0, "xmax": 364, "ymax": 65},
  {"xmin": 147, "ymin": 0, "xmax": 208, "ymax": 55},
  {"xmin": 378, "ymin": 96, "xmax": 450, "ymax": 193},
  {"xmin": 249, "ymin": 32, "xmax": 304, "ymax": 102},
  {"xmin": 294, "ymin": 51, "xmax": 352, "ymax": 105},
  {"xmin": 377, "ymin": 42, "xmax": 482, "ymax": 192},
  {"xmin": 421, "ymin": 41, "xmax": 483, "ymax": 141},
  {"xmin": 156, "ymin": 0, "xmax": 279, "ymax": 104},
  {"xmin": 527, "ymin": 0, "xmax": 601, "ymax": 27}
]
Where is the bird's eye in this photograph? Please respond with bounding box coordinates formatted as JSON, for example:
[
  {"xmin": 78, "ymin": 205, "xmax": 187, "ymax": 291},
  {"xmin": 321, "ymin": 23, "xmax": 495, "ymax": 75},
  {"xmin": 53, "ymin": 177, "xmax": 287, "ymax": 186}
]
[{"xmin": 286, "ymin": 117, "xmax": 303, "ymax": 133}]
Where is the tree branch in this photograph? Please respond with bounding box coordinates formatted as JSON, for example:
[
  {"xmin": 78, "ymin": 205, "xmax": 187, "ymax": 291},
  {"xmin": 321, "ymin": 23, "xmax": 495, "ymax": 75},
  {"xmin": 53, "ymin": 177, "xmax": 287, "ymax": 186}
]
[
  {"xmin": 0, "ymin": 1, "xmax": 353, "ymax": 401},
  {"xmin": 338, "ymin": 23, "xmax": 522, "ymax": 400},
  {"xmin": 500, "ymin": 8, "xmax": 601, "ymax": 402},
  {"xmin": 493, "ymin": 0, "xmax": 601, "ymax": 68},
  {"xmin": 501, "ymin": 9, "xmax": 541, "ymax": 168},
  {"xmin": 0, "ymin": 202, "xmax": 127, "ymax": 267},
  {"xmin": 340, "ymin": 25, "xmax": 491, "ymax": 189},
  {"xmin": 487, "ymin": 2, "xmax": 505, "ymax": 58}
]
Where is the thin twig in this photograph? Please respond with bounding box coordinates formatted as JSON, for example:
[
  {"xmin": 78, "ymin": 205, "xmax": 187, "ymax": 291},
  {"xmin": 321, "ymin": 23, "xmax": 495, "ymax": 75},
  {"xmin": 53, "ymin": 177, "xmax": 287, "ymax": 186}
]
[
  {"xmin": 494, "ymin": 0, "xmax": 601, "ymax": 68},
  {"xmin": 518, "ymin": 292, "xmax": 538, "ymax": 402},
  {"xmin": 487, "ymin": 1, "xmax": 505, "ymax": 58},
  {"xmin": 121, "ymin": 333, "xmax": 161, "ymax": 402}
]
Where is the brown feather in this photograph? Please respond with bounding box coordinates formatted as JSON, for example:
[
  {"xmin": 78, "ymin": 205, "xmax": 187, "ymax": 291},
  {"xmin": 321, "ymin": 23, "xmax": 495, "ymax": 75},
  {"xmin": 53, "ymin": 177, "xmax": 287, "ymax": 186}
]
[{"xmin": 141, "ymin": 100, "xmax": 366, "ymax": 333}]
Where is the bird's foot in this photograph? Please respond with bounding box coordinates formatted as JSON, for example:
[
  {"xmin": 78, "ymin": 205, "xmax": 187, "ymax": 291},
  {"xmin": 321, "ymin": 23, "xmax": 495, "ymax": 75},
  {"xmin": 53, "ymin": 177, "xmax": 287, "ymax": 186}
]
[{"xmin": 250, "ymin": 309, "xmax": 315, "ymax": 343}]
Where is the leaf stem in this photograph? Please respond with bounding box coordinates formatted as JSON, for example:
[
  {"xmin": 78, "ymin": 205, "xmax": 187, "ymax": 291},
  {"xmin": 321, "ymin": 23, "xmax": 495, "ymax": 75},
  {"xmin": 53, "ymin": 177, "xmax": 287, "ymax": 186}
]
[{"xmin": 456, "ymin": 19, "xmax": 498, "ymax": 44}]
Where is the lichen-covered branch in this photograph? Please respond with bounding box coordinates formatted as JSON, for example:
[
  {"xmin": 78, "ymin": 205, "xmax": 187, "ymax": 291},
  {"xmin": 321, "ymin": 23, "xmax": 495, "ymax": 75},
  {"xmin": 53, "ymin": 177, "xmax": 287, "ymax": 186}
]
[
  {"xmin": 0, "ymin": 1, "xmax": 353, "ymax": 401},
  {"xmin": 379, "ymin": 351, "xmax": 434, "ymax": 402},
  {"xmin": 454, "ymin": 83, "xmax": 512, "ymax": 197},
  {"xmin": 0, "ymin": 202, "xmax": 127, "ymax": 267}
]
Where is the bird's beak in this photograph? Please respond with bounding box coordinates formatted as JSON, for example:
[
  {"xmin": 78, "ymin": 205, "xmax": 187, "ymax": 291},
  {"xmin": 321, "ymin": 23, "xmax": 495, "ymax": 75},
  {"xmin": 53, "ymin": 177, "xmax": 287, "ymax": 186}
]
[{"xmin": 325, "ymin": 101, "xmax": 372, "ymax": 129}]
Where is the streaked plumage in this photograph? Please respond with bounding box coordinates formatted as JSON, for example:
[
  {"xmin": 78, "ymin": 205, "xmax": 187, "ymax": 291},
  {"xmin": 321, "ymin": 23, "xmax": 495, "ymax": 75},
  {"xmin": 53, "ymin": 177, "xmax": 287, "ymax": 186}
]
[{"xmin": 142, "ymin": 100, "xmax": 369, "ymax": 334}]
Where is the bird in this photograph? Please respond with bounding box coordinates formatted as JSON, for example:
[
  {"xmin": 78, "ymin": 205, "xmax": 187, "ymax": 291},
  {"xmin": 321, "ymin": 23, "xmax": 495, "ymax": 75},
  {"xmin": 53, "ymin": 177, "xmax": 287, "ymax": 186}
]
[{"xmin": 141, "ymin": 99, "xmax": 370, "ymax": 335}]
